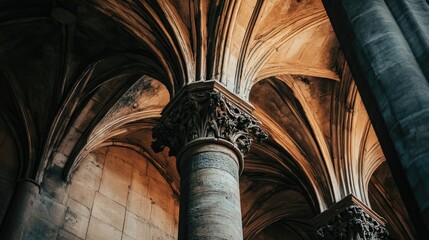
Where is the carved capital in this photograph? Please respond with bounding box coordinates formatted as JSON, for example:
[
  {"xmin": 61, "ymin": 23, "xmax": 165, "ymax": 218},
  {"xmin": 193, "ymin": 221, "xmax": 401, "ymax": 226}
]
[
  {"xmin": 152, "ymin": 81, "xmax": 268, "ymax": 157},
  {"xmin": 313, "ymin": 195, "xmax": 389, "ymax": 240}
]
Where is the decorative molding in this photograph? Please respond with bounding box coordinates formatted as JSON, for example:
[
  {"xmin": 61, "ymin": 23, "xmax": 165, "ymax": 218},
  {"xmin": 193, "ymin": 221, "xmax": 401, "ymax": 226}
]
[
  {"xmin": 313, "ymin": 195, "xmax": 389, "ymax": 240},
  {"xmin": 152, "ymin": 81, "xmax": 267, "ymax": 157}
]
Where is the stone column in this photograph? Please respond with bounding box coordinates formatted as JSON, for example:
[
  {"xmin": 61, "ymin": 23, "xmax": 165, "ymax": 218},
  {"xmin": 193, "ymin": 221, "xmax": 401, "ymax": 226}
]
[
  {"xmin": 322, "ymin": 0, "xmax": 429, "ymax": 236},
  {"xmin": 313, "ymin": 195, "xmax": 389, "ymax": 240},
  {"xmin": 0, "ymin": 179, "xmax": 40, "ymax": 240},
  {"xmin": 152, "ymin": 81, "xmax": 267, "ymax": 240}
]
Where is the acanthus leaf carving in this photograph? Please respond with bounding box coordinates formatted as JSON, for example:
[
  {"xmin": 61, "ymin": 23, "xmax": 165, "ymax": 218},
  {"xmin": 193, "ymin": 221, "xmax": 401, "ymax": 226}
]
[
  {"xmin": 317, "ymin": 205, "xmax": 389, "ymax": 240},
  {"xmin": 152, "ymin": 87, "xmax": 268, "ymax": 157}
]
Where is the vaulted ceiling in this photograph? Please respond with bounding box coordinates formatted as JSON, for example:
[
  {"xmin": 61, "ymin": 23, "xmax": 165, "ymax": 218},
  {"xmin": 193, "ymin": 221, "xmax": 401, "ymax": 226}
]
[{"xmin": 0, "ymin": 0, "xmax": 414, "ymax": 239}]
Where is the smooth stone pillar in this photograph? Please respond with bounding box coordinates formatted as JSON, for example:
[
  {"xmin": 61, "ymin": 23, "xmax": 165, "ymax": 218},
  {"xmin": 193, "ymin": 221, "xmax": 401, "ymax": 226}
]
[
  {"xmin": 0, "ymin": 179, "xmax": 40, "ymax": 240},
  {"xmin": 385, "ymin": 0, "xmax": 429, "ymax": 80},
  {"xmin": 322, "ymin": 0, "xmax": 429, "ymax": 236},
  {"xmin": 178, "ymin": 139, "xmax": 243, "ymax": 240}
]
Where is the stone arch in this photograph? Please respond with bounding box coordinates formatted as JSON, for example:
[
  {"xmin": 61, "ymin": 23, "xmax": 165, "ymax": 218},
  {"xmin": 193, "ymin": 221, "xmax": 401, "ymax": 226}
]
[
  {"xmin": 58, "ymin": 76, "xmax": 170, "ymax": 182},
  {"xmin": 34, "ymin": 51, "xmax": 173, "ymax": 183}
]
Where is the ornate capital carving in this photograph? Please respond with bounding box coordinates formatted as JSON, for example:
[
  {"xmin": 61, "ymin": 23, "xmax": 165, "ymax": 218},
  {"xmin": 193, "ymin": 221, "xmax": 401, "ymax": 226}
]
[
  {"xmin": 313, "ymin": 195, "xmax": 389, "ymax": 240},
  {"xmin": 152, "ymin": 81, "xmax": 268, "ymax": 157}
]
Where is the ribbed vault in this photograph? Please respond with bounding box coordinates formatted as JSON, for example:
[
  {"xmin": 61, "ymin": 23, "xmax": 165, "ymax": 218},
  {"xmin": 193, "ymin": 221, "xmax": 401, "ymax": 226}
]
[{"xmin": 0, "ymin": 0, "xmax": 416, "ymax": 239}]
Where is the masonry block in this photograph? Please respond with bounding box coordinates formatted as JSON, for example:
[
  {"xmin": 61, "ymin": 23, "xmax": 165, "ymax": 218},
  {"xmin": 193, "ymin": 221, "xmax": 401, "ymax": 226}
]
[
  {"xmin": 92, "ymin": 192, "xmax": 126, "ymax": 230},
  {"xmin": 87, "ymin": 216, "xmax": 122, "ymax": 240},
  {"xmin": 68, "ymin": 181, "xmax": 96, "ymax": 209},
  {"xmin": 127, "ymin": 189, "xmax": 152, "ymax": 219}
]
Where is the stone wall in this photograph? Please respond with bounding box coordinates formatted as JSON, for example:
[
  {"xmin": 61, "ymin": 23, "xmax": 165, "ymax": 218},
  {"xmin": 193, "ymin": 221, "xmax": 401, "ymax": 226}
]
[
  {"xmin": 23, "ymin": 146, "xmax": 179, "ymax": 240},
  {"xmin": 62, "ymin": 146, "xmax": 179, "ymax": 240}
]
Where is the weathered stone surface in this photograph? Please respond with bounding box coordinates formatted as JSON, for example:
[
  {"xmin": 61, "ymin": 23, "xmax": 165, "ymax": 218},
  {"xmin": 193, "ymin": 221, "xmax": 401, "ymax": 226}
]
[
  {"xmin": 178, "ymin": 145, "xmax": 243, "ymax": 240},
  {"xmin": 152, "ymin": 81, "xmax": 267, "ymax": 158},
  {"xmin": 314, "ymin": 195, "xmax": 389, "ymax": 240},
  {"xmin": 0, "ymin": 180, "xmax": 40, "ymax": 240},
  {"xmin": 152, "ymin": 82, "xmax": 266, "ymax": 240},
  {"xmin": 99, "ymin": 171, "xmax": 130, "ymax": 206},
  {"xmin": 64, "ymin": 198, "xmax": 91, "ymax": 238},
  {"xmin": 68, "ymin": 182, "xmax": 96, "ymax": 210},
  {"xmin": 146, "ymin": 163, "xmax": 167, "ymax": 186},
  {"xmin": 58, "ymin": 146, "xmax": 179, "ymax": 240},
  {"xmin": 42, "ymin": 166, "xmax": 69, "ymax": 204},
  {"xmin": 86, "ymin": 216, "xmax": 122, "ymax": 240},
  {"xmin": 63, "ymin": 207, "xmax": 90, "ymax": 239},
  {"xmin": 130, "ymin": 169, "xmax": 149, "ymax": 197},
  {"xmin": 57, "ymin": 229, "xmax": 84, "ymax": 240},
  {"xmin": 121, "ymin": 233, "xmax": 135, "ymax": 240},
  {"xmin": 123, "ymin": 211, "xmax": 140, "ymax": 239},
  {"xmin": 1, "ymin": 1, "xmax": 423, "ymax": 239},
  {"xmin": 317, "ymin": 205, "xmax": 389, "ymax": 239},
  {"xmin": 24, "ymin": 216, "xmax": 58, "ymax": 240},
  {"xmin": 0, "ymin": 0, "xmax": 422, "ymax": 235},
  {"xmin": 384, "ymin": 0, "xmax": 429, "ymax": 80},
  {"xmin": 323, "ymin": 0, "xmax": 429, "ymax": 236},
  {"xmin": 92, "ymin": 192, "xmax": 126, "ymax": 231},
  {"xmin": 133, "ymin": 157, "xmax": 148, "ymax": 175},
  {"xmin": 151, "ymin": 204, "xmax": 175, "ymax": 236},
  {"xmin": 73, "ymin": 154, "xmax": 103, "ymax": 191},
  {"xmin": 147, "ymin": 178, "xmax": 175, "ymax": 213},
  {"xmin": 34, "ymin": 194, "xmax": 67, "ymax": 227},
  {"xmin": 123, "ymin": 212, "xmax": 152, "ymax": 240},
  {"xmin": 127, "ymin": 189, "xmax": 152, "ymax": 219},
  {"xmin": 103, "ymin": 153, "xmax": 133, "ymax": 183}
]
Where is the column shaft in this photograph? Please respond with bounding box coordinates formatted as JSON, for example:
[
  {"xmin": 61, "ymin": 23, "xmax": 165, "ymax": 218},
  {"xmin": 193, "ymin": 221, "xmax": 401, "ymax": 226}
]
[
  {"xmin": 0, "ymin": 180, "xmax": 40, "ymax": 240},
  {"xmin": 322, "ymin": 0, "xmax": 429, "ymax": 236},
  {"xmin": 178, "ymin": 140, "xmax": 242, "ymax": 240},
  {"xmin": 385, "ymin": 0, "xmax": 429, "ymax": 80},
  {"xmin": 152, "ymin": 81, "xmax": 267, "ymax": 239}
]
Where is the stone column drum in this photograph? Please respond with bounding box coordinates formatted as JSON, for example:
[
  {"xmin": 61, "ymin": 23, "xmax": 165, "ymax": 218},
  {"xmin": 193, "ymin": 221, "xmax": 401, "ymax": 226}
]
[{"xmin": 152, "ymin": 81, "xmax": 267, "ymax": 239}]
